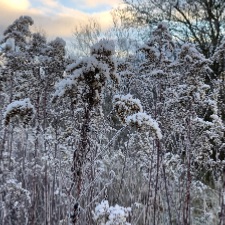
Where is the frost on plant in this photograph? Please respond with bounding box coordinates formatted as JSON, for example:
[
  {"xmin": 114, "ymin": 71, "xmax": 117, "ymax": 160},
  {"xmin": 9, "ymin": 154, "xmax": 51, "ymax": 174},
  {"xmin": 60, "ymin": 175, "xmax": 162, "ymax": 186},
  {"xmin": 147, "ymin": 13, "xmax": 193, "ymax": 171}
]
[
  {"xmin": 1, "ymin": 179, "xmax": 31, "ymax": 225},
  {"xmin": 0, "ymin": 53, "xmax": 6, "ymax": 68},
  {"xmin": 113, "ymin": 94, "xmax": 143, "ymax": 123},
  {"xmin": 53, "ymin": 39, "xmax": 119, "ymax": 105},
  {"xmin": 91, "ymin": 39, "xmax": 115, "ymax": 56},
  {"xmin": 113, "ymin": 94, "xmax": 162, "ymax": 139},
  {"xmin": 93, "ymin": 200, "xmax": 131, "ymax": 225},
  {"xmin": 3, "ymin": 98, "xmax": 35, "ymax": 125},
  {"xmin": 126, "ymin": 112, "xmax": 162, "ymax": 139}
]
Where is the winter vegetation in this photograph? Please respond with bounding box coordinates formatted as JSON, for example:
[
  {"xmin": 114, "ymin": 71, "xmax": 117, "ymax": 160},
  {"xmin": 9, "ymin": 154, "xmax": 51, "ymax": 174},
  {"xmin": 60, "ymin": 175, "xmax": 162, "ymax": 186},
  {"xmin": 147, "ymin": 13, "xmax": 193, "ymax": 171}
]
[{"xmin": 0, "ymin": 1, "xmax": 225, "ymax": 224}]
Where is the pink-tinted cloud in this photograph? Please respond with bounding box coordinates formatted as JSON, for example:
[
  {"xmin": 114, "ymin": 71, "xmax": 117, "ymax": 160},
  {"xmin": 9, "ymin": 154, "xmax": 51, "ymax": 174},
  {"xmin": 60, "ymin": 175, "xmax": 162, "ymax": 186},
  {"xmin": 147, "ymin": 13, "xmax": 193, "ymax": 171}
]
[
  {"xmin": 83, "ymin": 0, "xmax": 121, "ymax": 8},
  {"xmin": 0, "ymin": 0, "xmax": 121, "ymax": 39}
]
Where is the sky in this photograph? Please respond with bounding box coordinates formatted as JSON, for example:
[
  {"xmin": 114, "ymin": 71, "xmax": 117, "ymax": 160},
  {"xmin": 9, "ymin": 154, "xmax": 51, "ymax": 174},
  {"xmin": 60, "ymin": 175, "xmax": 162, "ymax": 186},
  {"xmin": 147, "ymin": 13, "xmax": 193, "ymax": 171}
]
[{"xmin": 0, "ymin": 0, "xmax": 122, "ymax": 39}]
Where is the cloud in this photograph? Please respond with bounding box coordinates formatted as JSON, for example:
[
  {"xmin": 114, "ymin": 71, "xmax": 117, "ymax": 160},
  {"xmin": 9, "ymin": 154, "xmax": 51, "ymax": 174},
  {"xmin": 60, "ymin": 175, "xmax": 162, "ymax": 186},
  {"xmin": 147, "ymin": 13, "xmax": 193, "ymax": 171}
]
[
  {"xmin": 38, "ymin": 0, "xmax": 59, "ymax": 8},
  {"xmin": 0, "ymin": 0, "xmax": 121, "ymax": 39},
  {"xmin": 84, "ymin": 0, "xmax": 121, "ymax": 8},
  {"xmin": 0, "ymin": 0, "xmax": 32, "ymax": 37},
  {"xmin": 1, "ymin": 0, "xmax": 30, "ymax": 10}
]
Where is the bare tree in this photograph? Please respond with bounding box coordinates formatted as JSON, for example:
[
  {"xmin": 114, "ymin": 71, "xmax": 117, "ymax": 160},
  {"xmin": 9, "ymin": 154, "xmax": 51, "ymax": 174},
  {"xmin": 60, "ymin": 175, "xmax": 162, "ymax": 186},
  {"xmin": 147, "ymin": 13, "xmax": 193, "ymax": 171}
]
[
  {"xmin": 71, "ymin": 18, "xmax": 101, "ymax": 57},
  {"xmin": 119, "ymin": 0, "xmax": 225, "ymax": 58}
]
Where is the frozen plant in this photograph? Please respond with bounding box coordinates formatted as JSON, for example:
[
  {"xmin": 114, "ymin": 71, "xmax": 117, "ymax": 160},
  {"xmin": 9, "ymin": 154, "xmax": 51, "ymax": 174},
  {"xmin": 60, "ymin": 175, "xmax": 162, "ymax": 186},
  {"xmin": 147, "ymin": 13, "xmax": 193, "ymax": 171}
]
[
  {"xmin": 113, "ymin": 94, "xmax": 162, "ymax": 139},
  {"xmin": 91, "ymin": 38, "xmax": 115, "ymax": 56},
  {"xmin": 3, "ymin": 98, "xmax": 35, "ymax": 125},
  {"xmin": 113, "ymin": 94, "xmax": 143, "ymax": 123},
  {"xmin": 93, "ymin": 200, "xmax": 131, "ymax": 225},
  {"xmin": 93, "ymin": 200, "xmax": 109, "ymax": 224},
  {"xmin": 126, "ymin": 112, "xmax": 162, "ymax": 139},
  {"xmin": 1, "ymin": 16, "xmax": 33, "ymax": 50},
  {"xmin": 53, "ymin": 39, "xmax": 119, "ymax": 105}
]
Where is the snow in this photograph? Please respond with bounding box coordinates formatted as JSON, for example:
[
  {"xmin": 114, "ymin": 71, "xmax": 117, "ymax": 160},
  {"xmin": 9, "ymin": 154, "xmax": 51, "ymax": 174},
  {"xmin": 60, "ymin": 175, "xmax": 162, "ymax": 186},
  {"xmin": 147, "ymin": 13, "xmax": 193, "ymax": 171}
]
[
  {"xmin": 113, "ymin": 94, "xmax": 143, "ymax": 114},
  {"xmin": 91, "ymin": 39, "xmax": 115, "ymax": 56},
  {"xmin": 51, "ymin": 37, "xmax": 66, "ymax": 47},
  {"xmin": 107, "ymin": 204, "xmax": 131, "ymax": 225},
  {"xmin": 93, "ymin": 200, "xmax": 131, "ymax": 225},
  {"xmin": 113, "ymin": 94, "xmax": 141, "ymax": 105},
  {"xmin": 3, "ymin": 16, "xmax": 33, "ymax": 49},
  {"xmin": 0, "ymin": 53, "xmax": 6, "ymax": 68},
  {"xmin": 66, "ymin": 56, "xmax": 99, "ymax": 73},
  {"xmin": 54, "ymin": 64, "xmax": 99, "ymax": 100},
  {"xmin": 150, "ymin": 69, "xmax": 165, "ymax": 77},
  {"xmin": 66, "ymin": 61, "xmax": 79, "ymax": 72},
  {"xmin": 193, "ymin": 117, "xmax": 213, "ymax": 126},
  {"xmin": 1, "ymin": 14, "xmax": 224, "ymax": 225},
  {"xmin": 54, "ymin": 45, "xmax": 117, "ymax": 101},
  {"xmin": 93, "ymin": 200, "xmax": 109, "ymax": 221},
  {"xmin": 1, "ymin": 38, "xmax": 15, "ymax": 51},
  {"xmin": 53, "ymin": 72, "xmax": 79, "ymax": 98},
  {"xmin": 126, "ymin": 112, "xmax": 162, "ymax": 139},
  {"xmin": 39, "ymin": 67, "xmax": 45, "ymax": 79},
  {"xmin": 3, "ymin": 98, "xmax": 35, "ymax": 125},
  {"xmin": 4, "ymin": 98, "xmax": 35, "ymax": 118},
  {"xmin": 113, "ymin": 94, "xmax": 162, "ymax": 139}
]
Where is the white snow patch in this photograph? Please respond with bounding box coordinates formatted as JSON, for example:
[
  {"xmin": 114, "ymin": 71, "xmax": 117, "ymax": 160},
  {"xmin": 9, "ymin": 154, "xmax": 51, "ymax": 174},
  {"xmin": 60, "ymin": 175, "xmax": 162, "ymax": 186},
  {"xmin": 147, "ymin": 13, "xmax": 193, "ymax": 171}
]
[
  {"xmin": 93, "ymin": 200, "xmax": 131, "ymax": 225},
  {"xmin": 126, "ymin": 112, "xmax": 162, "ymax": 139}
]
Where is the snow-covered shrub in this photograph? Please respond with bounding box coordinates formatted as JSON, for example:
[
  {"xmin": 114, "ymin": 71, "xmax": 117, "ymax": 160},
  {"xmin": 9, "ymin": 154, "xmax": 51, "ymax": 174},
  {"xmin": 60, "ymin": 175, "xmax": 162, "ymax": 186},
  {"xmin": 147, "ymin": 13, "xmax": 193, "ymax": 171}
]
[
  {"xmin": 113, "ymin": 94, "xmax": 143, "ymax": 123},
  {"xmin": 126, "ymin": 112, "xmax": 162, "ymax": 139},
  {"xmin": 53, "ymin": 39, "xmax": 119, "ymax": 105},
  {"xmin": 93, "ymin": 200, "xmax": 131, "ymax": 225},
  {"xmin": 139, "ymin": 22, "xmax": 174, "ymax": 66},
  {"xmin": 3, "ymin": 98, "xmax": 35, "ymax": 125},
  {"xmin": 91, "ymin": 39, "xmax": 115, "ymax": 56},
  {"xmin": 1, "ymin": 16, "xmax": 33, "ymax": 50},
  {"xmin": 91, "ymin": 39, "xmax": 119, "ymax": 88},
  {"xmin": 211, "ymin": 37, "xmax": 225, "ymax": 77},
  {"xmin": 113, "ymin": 94, "xmax": 162, "ymax": 138},
  {"xmin": 191, "ymin": 181, "xmax": 220, "ymax": 225},
  {"xmin": 163, "ymin": 152, "xmax": 221, "ymax": 225},
  {"xmin": 0, "ymin": 179, "xmax": 31, "ymax": 225}
]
